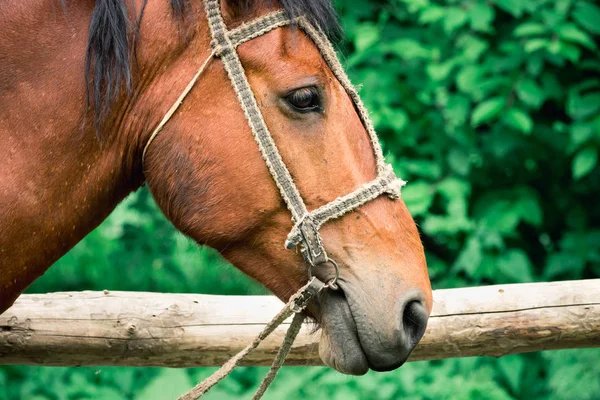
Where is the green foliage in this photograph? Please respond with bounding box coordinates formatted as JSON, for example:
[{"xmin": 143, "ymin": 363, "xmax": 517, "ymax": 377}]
[
  {"xmin": 2, "ymin": 0, "xmax": 600, "ymax": 399},
  {"xmin": 341, "ymin": 0, "xmax": 600, "ymax": 289}
]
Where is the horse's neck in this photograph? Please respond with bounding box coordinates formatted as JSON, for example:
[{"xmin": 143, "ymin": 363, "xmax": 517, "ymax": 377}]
[
  {"xmin": 0, "ymin": 0, "xmax": 208, "ymax": 312},
  {"xmin": 0, "ymin": 1, "xmax": 141, "ymax": 312}
]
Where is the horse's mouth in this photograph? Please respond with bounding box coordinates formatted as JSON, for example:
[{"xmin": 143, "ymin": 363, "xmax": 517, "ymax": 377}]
[
  {"xmin": 310, "ymin": 280, "xmax": 423, "ymax": 375},
  {"xmin": 314, "ymin": 284, "xmax": 370, "ymax": 375}
]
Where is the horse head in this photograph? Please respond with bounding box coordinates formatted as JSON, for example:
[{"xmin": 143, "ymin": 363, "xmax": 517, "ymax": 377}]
[{"xmin": 142, "ymin": 0, "xmax": 432, "ymax": 374}]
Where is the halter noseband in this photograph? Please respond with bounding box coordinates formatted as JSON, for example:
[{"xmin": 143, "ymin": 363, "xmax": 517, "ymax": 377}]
[{"xmin": 143, "ymin": 0, "xmax": 406, "ymax": 279}]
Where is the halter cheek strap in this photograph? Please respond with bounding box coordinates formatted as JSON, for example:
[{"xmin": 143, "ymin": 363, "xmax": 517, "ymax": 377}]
[{"xmin": 143, "ymin": 0, "xmax": 406, "ymax": 270}]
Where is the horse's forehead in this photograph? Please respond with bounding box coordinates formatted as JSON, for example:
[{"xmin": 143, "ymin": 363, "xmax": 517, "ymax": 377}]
[{"xmin": 239, "ymin": 27, "xmax": 328, "ymax": 78}]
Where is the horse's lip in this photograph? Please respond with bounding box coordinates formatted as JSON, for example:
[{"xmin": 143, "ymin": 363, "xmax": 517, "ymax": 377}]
[
  {"xmin": 332, "ymin": 279, "xmax": 368, "ymax": 354},
  {"xmin": 314, "ymin": 280, "xmax": 370, "ymax": 375}
]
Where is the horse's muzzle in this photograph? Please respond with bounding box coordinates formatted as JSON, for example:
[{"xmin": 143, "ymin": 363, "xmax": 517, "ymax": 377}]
[{"xmin": 367, "ymin": 293, "xmax": 428, "ymax": 371}]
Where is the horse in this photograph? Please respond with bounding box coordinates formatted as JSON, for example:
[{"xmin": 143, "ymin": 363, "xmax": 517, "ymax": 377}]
[{"xmin": 0, "ymin": 0, "xmax": 432, "ymax": 375}]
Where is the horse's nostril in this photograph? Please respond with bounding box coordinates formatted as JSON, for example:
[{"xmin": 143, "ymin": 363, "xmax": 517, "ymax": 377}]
[
  {"xmin": 402, "ymin": 300, "xmax": 428, "ymax": 346},
  {"xmin": 367, "ymin": 296, "xmax": 429, "ymax": 372}
]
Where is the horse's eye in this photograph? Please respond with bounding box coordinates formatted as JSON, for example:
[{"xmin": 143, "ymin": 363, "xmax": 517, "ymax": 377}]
[{"xmin": 286, "ymin": 87, "xmax": 321, "ymax": 112}]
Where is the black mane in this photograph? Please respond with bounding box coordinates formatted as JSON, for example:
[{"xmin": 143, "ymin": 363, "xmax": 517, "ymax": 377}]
[{"xmin": 85, "ymin": 0, "xmax": 341, "ymax": 129}]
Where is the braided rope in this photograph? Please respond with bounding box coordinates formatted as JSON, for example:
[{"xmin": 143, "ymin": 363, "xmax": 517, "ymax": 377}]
[
  {"xmin": 142, "ymin": 50, "xmax": 216, "ymax": 163},
  {"xmin": 251, "ymin": 312, "xmax": 305, "ymax": 400},
  {"xmin": 178, "ymin": 278, "xmax": 324, "ymax": 400},
  {"xmin": 286, "ymin": 165, "xmax": 406, "ymax": 248},
  {"xmin": 228, "ymin": 10, "xmax": 290, "ymax": 48}
]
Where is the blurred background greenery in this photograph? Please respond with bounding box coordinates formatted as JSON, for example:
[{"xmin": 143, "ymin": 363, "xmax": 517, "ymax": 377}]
[{"xmin": 2, "ymin": 0, "xmax": 600, "ymax": 398}]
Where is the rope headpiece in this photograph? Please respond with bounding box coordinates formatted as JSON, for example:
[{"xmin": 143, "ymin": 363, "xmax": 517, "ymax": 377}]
[{"xmin": 143, "ymin": 0, "xmax": 406, "ymax": 269}]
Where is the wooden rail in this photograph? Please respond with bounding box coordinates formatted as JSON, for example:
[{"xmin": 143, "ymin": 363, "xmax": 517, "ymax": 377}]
[{"xmin": 1, "ymin": 279, "xmax": 599, "ymax": 367}]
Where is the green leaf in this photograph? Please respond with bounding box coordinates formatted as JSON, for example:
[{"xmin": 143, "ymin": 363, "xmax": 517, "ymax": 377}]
[
  {"xmin": 514, "ymin": 22, "xmax": 547, "ymax": 37},
  {"xmin": 136, "ymin": 369, "xmax": 191, "ymax": 399},
  {"xmin": 468, "ymin": 4, "xmax": 495, "ymax": 32},
  {"xmin": 445, "ymin": 94, "xmax": 471, "ymax": 127},
  {"xmin": 572, "ymin": 2, "xmax": 600, "ymax": 34},
  {"xmin": 422, "ymin": 214, "xmax": 473, "ymax": 235},
  {"xmin": 354, "ymin": 23, "xmax": 381, "ymax": 52},
  {"xmin": 458, "ymin": 35, "xmax": 489, "ymax": 60},
  {"xmin": 447, "ymin": 148, "xmax": 470, "ymax": 175},
  {"xmin": 504, "ymin": 108, "xmax": 534, "ymax": 134},
  {"xmin": 516, "ymin": 79, "xmax": 546, "ymax": 108},
  {"xmin": 418, "ymin": 5, "xmax": 446, "ymax": 24},
  {"xmin": 541, "ymin": 6, "xmax": 566, "ymax": 26},
  {"xmin": 387, "ymin": 39, "xmax": 431, "ymax": 59},
  {"xmin": 541, "ymin": 72, "xmax": 563, "ymax": 99},
  {"xmin": 517, "ymin": 188, "xmax": 543, "ymax": 227},
  {"xmin": 453, "ymin": 236, "xmax": 482, "ymax": 276},
  {"xmin": 400, "ymin": 0, "xmax": 429, "ymax": 13},
  {"xmin": 558, "ymin": 41, "xmax": 582, "ymax": 63},
  {"xmin": 497, "ymin": 249, "xmax": 534, "ymax": 282},
  {"xmin": 526, "ymin": 54, "xmax": 544, "ymax": 76},
  {"xmin": 470, "ymin": 97, "xmax": 505, "ymax": 126},
  {"xmin": 570, "ymin": 123, "xmax": 594, "ymax": 147},
  {"xmin": 557, "ymin": 23, "xmax": 597, "ymax": 50},
  {"xmin": 473, "ymin": 188, "xmax": 543, "ymax": 233},
  {"xmin": 437, "ymin": 177, "xmax": 472, "ymax": 199},
  {"xmin": 572, "ymin": 147, "xmax": 598, "ymax": 179},
  {"xmin": 427, "ymin": 60, "xmax": 456, "ymax": 81},
  {"xmin": 567, "ymin": 92, "xmax": 600, "ymax": 119},
  {"xmin": 524, "ymin": 38, "xmax": 549, "ymax": 53},
  {"xmin": 456, "ymin": 65, "xmax": 483, "ymax": 96},
  {"xmin": 476, "ymin": 200, "xmax": 519, "ymax": 232},
  {"xmin": 400, "ymin": 159, "xmax": 443, "ymax": 179},
  {"xmin": 400, "ymin": 181, "xmax": 434, "ymax": 216},
  {"xmin": 382, "ymin": 107, "xmax": 409, "ymax": 132},
  {"xmin": 495, "ymin": 0, "xmax": 525, "ymax": 17},
  {"xmin": 444, "ymin": 7, "xmax": 469, "ymax": 33},
  {"xmin": 481, "ymin": 230, "xmax": 505, "ymax": 249},
  {"xmin": 546, "ymin": 350, "xmax": 600, "ymax": 399},
  {"xmin": 548, "ymin": 39, "xmax": 561, "ymax": 56},
  {"xmin": 573, "ymin": 78, "xmax": 600, "ymax": 92},
  {"xmin": 544, "ymin": 252, "xmax": 586, "ymax": 279},
  {"xmin": 498, "ymin": 355, "xmax": 526, "ymax": 393},
  {"xmin": 479, "ymin": 77, "xmax": 511, "ymax": 97},
  {"xmin": 554, "ymin": 0, "xmax": 571, "ymax": 14}
]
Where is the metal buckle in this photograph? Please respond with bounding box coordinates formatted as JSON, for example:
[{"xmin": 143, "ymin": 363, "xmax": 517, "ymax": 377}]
[
  {"xmin": 290, "ymin": 290, "xmax": 312, "ymax": 313},
  {"xmin": 290, "ymin": 277, "xmax": 322, "ymax": 313},
  {"xmin": 308, "ymin": 259, "xmax": 339, "ymax": 291}
]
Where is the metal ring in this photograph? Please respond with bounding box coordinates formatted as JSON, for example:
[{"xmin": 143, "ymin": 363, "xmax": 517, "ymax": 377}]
[{"xmin": 308, "ymin": 259, "xmax": 339, "ymax": 291}]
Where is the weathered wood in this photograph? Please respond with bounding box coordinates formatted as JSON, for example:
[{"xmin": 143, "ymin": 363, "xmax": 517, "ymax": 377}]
[{"xmin": 1, "ymin": 279, "xmax": 599, "ymax": 367}]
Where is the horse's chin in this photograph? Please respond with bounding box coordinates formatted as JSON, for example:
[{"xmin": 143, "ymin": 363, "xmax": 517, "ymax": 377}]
[{"xmin": 316, "ymin": 287, "xmax": 369, "ymax": 375}]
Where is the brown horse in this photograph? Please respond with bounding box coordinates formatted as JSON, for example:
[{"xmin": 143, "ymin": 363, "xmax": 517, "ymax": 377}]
[{"xmin": 0, "ymin": 0, "xmax": 431, "ymax": 375}]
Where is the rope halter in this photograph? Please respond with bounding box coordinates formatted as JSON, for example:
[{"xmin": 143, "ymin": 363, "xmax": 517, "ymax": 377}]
[
  {"xmin": 143, "ymin": 0, "xmax": 406, "ymax": 271},
  {"xmin": 142, "ymin": 1, "xmax": 408, "ymax": 398}
]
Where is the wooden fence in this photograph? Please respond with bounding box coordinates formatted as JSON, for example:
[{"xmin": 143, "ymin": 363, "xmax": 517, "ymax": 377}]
[{"xmin": 1, "ymin": 279, "xmax": 599, "ymax": 367}]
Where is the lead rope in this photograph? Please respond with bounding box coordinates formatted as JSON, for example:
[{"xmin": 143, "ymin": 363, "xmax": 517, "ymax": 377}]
[{"xmin": 178, "ymin": 278, "xmax": 326, "ymax": 400}]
